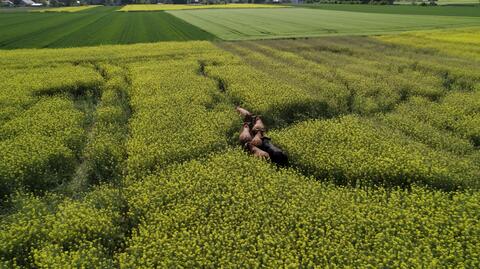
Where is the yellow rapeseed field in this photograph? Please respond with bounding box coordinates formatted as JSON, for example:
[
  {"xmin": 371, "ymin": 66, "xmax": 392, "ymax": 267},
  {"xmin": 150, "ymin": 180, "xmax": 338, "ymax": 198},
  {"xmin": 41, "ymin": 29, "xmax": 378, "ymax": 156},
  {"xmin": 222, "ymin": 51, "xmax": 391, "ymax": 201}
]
[
  {"xmin": 31, "ymin": 5, "xmax": 101, "ymax": 12},
  {"xmin": 377, "ymin": 27, "xmax": 480, "ymax": 61},
  {"xmin": 119, "ymin": 3, "xmax": 287, "ymax": 12},
  {"xmin": 0, "ymin": 28, "xmax": 479, "ymax": 268}
]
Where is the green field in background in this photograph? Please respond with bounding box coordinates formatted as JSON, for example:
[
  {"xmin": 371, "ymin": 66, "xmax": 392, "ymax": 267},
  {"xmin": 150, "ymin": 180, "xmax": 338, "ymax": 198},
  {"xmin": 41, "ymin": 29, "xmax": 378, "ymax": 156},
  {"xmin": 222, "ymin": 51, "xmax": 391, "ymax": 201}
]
[
  {"xmin": 396, "ymin": 0, "xmax": 480, "ymax": 5},
  {"xmin": 0, "ymin": 7, "xmax": 215, "ymax": 49},
  {"xmin": 1, "ymin": 5, "xmax": 479, "ymax": 48},
  {"xmin": 300, "ymin": 3, "xmax": 480, "ymax": 17},
  {"xmin": 169, "ymin": 8, "xmax": 480, "ymax": 40}
]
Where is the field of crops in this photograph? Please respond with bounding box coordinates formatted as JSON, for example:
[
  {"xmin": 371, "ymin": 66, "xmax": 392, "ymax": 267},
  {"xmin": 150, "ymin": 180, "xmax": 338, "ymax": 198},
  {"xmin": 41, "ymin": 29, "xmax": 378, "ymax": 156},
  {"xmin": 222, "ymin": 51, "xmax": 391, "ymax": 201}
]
[
  {"xmin": 120, "ymin": 4, "xmax": 287, "ymax": 11},
  {"xmin": 0, "ymin": 26, "xmax": 479, "ymax": 267},
  {"xmin": 380, "ymin": 26, "xmax": 480, "ymax": 61},
  {"xmin": 303, "ymin": 3, "xmax": 480, "ymax": 17},
  {"xmin": 169, "ymin": 8, "xmax": 480, "ymax": 40},
  {"xmin": 396, "ymin": 0, "xmax": 479, "ymax": 5},
  {"xmin": 0, "ymin": 7, "xmax": 215, "ymax": 49},
  {"xmin": 1, "ymin": 5, "xmax": 480, "ymax": 48}
]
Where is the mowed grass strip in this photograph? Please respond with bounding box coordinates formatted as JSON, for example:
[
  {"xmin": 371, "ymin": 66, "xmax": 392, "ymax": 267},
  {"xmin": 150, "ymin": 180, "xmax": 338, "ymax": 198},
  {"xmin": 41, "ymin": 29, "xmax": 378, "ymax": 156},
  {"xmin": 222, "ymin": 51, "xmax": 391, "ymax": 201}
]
[
  {"xmin": 300, "ymin": 3, "xmax": 480, "ymax": 17},
  {"xmin": 168, "ymin": 8, "xmax": 480, "ymax": 40},
  {"xmin": 119, "ymin": 3, "xmax": 287, "ymax": 12},
  {"xmin": 0, "ymin": 7, "xmax": 215, "ymax": 49}
]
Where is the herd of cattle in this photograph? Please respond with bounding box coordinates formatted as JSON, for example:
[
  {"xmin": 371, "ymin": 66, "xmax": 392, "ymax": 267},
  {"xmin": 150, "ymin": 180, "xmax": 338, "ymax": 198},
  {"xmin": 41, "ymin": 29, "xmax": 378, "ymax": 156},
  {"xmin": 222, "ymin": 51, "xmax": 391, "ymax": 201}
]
[{"xmin": 236, "ymin": 106, "xmax": 288, "ymax": 166}]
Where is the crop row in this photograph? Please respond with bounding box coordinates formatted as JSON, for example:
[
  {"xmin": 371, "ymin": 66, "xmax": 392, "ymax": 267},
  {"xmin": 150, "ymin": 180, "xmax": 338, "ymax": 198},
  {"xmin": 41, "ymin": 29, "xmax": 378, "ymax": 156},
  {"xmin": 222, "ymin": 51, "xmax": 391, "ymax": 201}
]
[
  {"xmin": 274, "ymin": 36, "xmax": 480, "ymax": 92},
  {"xmin": 0, "ymin": 33, "xmax": 478, "ymax": 267},
  {"xmin": 120, "ymin": 150, "xmax": 480, "ymax": 268},
  {"xmin": 0, "ymin": 98, "xmax": 85, "ymax": 199},
  {"xmin": 216, "ymin": 43, "xmax": 347, "ymax": 121},
  {"xmin": 2, "ymin": 150, "xmax": 478, "ymax": 268},
  {"xmin": 0, "ymin": 64, "xmax": 103, "ymax": 199},
  {"xmin": 0, "ymin": 185, "xmax": 126, "ymax": 268},
  {"xmin": 0, "ymin": 7, "xmax": 216, "ymax": 49},
  {"xmin": 270, "ymin": 115, "xmax": 479, "ymax": 190},
  {"xmin": 0, "ymin": 65, "xmax": 102, "ymax": 124},
  {"xmin": 0, "ymin": 41, "xmax": 217, "ymax": 69},
  {"xmin": 378, "ymin": 27, "xmax": 480, "ymax": 62},
  {"xmin": 216, "ymin": 35, "xmax": 479, "ymax": 189},
  {"xmin": 0, "ymin": 41, "xmax": 234, "ymax": 198},
  {"xmin": 378, "ymin": 92, "xmax": 480, "ymax": 152},
  {"xmin": 125, "ymin": 53, "xmax": 239, "ymax": 179},
  {"xmin": 82, "ymin": 64, "xmax": 131, "ymax": 186},
  {"xmin": 220, "ymin": 39, "xmax": 451, "ymax": 117}
]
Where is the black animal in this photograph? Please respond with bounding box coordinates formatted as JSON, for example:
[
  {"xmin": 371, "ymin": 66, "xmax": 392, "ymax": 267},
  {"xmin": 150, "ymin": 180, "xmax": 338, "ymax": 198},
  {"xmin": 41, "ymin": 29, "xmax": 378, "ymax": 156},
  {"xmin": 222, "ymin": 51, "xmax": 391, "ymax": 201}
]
[{"xmin": 260, "ymin": 137, "xmax": 288, "ymax": 166}]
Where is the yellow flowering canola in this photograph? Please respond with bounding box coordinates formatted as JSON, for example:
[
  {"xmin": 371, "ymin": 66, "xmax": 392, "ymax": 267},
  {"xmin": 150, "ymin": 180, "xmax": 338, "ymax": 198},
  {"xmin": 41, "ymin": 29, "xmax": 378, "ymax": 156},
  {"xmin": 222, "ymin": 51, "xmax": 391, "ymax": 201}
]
[{"xmin": 0, "ymin": 28, "xmax": 479, "ymax": 267}]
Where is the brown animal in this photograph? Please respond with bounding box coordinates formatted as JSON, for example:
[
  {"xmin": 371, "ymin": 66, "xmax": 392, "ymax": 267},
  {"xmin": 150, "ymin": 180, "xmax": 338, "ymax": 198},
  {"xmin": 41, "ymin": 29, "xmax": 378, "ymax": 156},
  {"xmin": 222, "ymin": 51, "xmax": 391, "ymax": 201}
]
[
  {"xmin": 245, "ymin": 142, "xmax": 270, "ymax": 159},
  {"xmin": 236, "ymin": 106, "xmax": 253, "ymax": 122},
  {"xmin": 252, "ymin": 116, "xmax": 266, "ymax": 133},
  {"xmin": 251, "ymin": 131, "xmax": 263, "ymax": 147},
  {"xmin": 239, "ymin": 122, "xmax": 253, "ymax": 144}
]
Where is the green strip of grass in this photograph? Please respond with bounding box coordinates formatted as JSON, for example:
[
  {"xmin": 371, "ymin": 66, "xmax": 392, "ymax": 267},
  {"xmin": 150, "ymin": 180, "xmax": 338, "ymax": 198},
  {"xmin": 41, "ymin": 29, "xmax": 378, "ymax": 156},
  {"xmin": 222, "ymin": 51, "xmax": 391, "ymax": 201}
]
[
  {"xmin": 0, "ymin": 7, "xmax": 216, "ymax": 49},
  {"xmin": 169, "ymin": 8, "xmax": 480, "ymax": 41},
  {"xmin": 298, "ymin": 3, "xmax": 480, "ymax": 17}
]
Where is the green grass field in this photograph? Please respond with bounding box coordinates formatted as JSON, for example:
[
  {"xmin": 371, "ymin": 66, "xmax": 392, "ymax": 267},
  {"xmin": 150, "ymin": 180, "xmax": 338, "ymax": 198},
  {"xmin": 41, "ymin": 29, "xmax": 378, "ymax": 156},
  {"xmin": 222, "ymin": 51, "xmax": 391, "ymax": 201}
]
[
  {"xmin": 301, "ymin": 3, "xmax": 480, "ymax": 17},
  {"xmin": 0, "ymin": 7, "xmax": 215, "ymax": 49},
  {"xmin": 169, "ymin": 8, "xmax": 480, "ymax": 40},
  {"xmin": 2, "ymin": 6, "xmax": 479, "ymax": 48},
  {"xmin": 396, "ymin": 0, "xmax": 480, "ymax": 5},
  {"xmin": 438, "ymin": 0, "xmax": 479, "ymax": 5}
]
